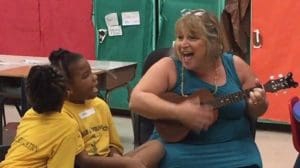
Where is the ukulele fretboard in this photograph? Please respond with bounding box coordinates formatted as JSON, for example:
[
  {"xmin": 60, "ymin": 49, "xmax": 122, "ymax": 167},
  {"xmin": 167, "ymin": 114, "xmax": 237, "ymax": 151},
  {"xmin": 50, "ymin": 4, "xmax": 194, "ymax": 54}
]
[{"xmin": 209, "ymin": 88, "xmax": 253, "ymax": 108}]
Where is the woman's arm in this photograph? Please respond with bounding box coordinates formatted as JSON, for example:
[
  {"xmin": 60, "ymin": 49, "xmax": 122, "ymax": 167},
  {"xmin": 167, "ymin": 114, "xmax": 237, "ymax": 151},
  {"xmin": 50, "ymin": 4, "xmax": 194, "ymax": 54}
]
[
  {"xmin": 233, "ymin": 55, "xmax": 269, "ymax": 119},
  {"xmin": 129, "ymin": 57, "xmax": 179, "ymax": 120}
]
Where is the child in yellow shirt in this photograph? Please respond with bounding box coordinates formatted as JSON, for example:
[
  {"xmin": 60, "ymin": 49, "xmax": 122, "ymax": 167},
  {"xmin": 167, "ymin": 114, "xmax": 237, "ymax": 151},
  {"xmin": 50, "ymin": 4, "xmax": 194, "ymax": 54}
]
[
  {"xmin": 0, "ymin": 65, "xmax": 84, "ymax": 168},
  {"xmin": 49, "ymin": 48, "xmax": 164, "ymax": 168}
]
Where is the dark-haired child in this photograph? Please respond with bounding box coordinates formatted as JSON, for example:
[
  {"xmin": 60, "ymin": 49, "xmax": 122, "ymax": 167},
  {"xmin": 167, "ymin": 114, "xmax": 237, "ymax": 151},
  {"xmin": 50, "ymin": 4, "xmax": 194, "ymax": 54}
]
[
  {"xmin": 49, "ymin": 48, "xmax": 164, "ymax": 168},
  {"xmin": 0, "ymin": 65, "xmax": 84, "ymax": 168}
]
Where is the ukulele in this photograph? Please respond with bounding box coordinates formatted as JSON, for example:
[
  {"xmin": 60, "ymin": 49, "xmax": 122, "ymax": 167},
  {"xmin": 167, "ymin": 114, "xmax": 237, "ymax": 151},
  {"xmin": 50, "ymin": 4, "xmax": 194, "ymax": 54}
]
[{"xmin": 155, "ymin": 72, "xmax": 298, "ymax": 142}]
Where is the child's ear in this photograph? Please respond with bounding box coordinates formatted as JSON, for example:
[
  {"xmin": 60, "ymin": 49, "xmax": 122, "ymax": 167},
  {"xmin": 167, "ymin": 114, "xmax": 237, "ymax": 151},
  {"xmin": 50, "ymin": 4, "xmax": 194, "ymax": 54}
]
[{"xmin": 66, "ymin": 88, "xmax": 73, "ymax": 97}]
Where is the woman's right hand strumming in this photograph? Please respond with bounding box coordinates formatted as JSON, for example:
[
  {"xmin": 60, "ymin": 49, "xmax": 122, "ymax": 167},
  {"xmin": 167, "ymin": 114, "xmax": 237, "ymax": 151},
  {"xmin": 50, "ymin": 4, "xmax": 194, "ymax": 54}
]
[{"xmin": 175, "ymin": 93, "xmax": 219, "ymax": 132}]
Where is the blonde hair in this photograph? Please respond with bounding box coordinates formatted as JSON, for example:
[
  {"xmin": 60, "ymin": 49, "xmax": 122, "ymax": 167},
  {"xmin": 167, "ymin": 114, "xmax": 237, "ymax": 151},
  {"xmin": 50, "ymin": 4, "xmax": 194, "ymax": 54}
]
[{"xmin": 175, "ymin": 9, "xmax": 225, "ymax": 60}]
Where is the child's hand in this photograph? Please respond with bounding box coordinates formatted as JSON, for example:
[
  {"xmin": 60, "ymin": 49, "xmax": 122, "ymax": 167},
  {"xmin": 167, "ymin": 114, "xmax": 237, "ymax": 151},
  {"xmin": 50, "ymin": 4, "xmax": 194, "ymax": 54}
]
[
  {"xmin": 110, "ymin": 152, "xmax": 122, "ymax": 157},
  {"xmin": 108, "ymin": 147, "xmax": 122, "ymax": 157}
]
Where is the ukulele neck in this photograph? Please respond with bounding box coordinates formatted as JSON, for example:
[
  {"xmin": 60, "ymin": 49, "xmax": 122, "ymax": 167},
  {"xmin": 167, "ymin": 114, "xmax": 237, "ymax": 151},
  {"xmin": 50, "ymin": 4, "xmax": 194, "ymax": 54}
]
[{"xmin": 209, "ymin": 87, "xmax": 256, "ymax": 108}]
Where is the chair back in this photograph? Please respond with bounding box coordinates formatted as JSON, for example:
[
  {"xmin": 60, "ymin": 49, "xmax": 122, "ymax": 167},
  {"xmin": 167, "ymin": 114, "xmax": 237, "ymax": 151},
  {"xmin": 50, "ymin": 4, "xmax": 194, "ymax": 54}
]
[
  {"xmin": 289, "ymin": 96, "xmax": 300, "ymax": 152},
  {"xmin": 0, "ymin": 145, "xmax": 10, "ymax": 162}
]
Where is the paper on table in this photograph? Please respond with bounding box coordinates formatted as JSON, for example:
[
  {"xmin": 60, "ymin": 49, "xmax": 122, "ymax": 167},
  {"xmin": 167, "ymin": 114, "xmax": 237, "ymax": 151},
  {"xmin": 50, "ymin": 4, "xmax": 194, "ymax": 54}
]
[
  {"xmin": 0, "ymin": 60, "xmax": 23, "ymax": 66},
  {"xmin": 0, "ymin": 61, "xmax": 16, "ymax": 66},
  {"xmin": 0, "ymin": 59, "xmax": 47, "ymax": 66},
  {"xmin": 22, "ymin": 59, "xmax": 48, "ymax": 65},
  {"xmin": 0, "ymin": 60, "xmax": 23, "ymax": 70}
]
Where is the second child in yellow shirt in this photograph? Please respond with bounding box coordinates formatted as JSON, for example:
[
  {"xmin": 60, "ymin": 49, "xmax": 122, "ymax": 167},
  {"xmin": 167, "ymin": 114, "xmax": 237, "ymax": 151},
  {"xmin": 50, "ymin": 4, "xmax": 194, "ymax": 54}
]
[
  {"xmin": 0, "ymin": 65, "xmax": 84, "ymax": 168},
  {"xmin": 49, "ymin": 48, "xmax": 164, "ymax": 168}
]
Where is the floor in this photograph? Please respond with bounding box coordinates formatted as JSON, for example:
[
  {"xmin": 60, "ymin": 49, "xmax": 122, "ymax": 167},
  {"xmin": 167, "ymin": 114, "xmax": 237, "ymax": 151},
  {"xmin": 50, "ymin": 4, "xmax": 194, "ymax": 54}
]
[{"xmin": 3, "ymin": 105, "xmax": 298, "ymax": 168}]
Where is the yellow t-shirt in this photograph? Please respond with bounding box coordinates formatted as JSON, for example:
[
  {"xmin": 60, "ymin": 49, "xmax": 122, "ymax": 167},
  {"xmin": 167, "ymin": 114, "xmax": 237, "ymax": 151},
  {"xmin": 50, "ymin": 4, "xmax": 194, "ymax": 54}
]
[
  {"xmin": 0, "ymin": 108, "xmax": 84, "ymax": 168},
  {"xmin": 62, "ymin": 97, "xmax": 124, "ymax": 156}
]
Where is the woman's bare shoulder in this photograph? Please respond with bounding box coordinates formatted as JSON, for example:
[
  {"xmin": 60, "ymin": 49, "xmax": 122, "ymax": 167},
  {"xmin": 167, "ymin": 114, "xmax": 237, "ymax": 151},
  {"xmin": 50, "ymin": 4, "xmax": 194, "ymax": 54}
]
[
  {"xmin": 156, "ymin": 56, "xmax": 175, "ymax": 65},
  {"xmin": 140, "ymin": 56, "xmax": 177, "ymax": 92},
  {"xmin": 147, "ymin": 56, "xmax": 176, "ymax": 73},
  {"xmin": 232, "ymin": 55, "xmax": 256, "ymax": 87}
]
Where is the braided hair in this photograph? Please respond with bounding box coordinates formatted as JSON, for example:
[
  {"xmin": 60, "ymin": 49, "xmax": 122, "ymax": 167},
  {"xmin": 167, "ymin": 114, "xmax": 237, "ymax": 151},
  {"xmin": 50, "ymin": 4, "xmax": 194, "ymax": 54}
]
[
  {"xmin": 48, "ymin": 48, "xmax": 83, "ymax": 81},
  {"xmin": 26, "ymin": 65, "xmax": 66, "ymax": 113}
]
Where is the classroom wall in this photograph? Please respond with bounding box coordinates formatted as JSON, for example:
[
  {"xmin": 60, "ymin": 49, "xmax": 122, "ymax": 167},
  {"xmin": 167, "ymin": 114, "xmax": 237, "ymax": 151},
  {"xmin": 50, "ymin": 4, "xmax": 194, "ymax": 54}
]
[
  {"xmin": 251, "ymin": 0, "xmax": 300, "ymax": 123},
  {"xmin": 0, "ymin": 0, "xmax": 95, "ymax": 59}
]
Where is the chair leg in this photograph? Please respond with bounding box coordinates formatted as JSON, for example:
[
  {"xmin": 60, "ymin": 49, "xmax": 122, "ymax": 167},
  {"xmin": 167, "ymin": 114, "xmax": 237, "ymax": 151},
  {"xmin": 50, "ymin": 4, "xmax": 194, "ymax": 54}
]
[
  {"xmin": 0, "ymin": 97, "xmax": 6, "ymax": 127},
  {"xmin": 2, "ymin": 109, "xmax": 6, "ymax": 127},
  {"xmin": 0, "ymin": 97, "xmax": 5, "ymax": 145},
  {"xmin": 130, "ymin": 112, "xmax": 140, "ymax": 148},
  {"xmin": 14, "ymin": 104, "xmax": 22, "ymax": 117},
  {"xmin": 0, "ymin": 145, "xmax": 10, "ymax": 161}
]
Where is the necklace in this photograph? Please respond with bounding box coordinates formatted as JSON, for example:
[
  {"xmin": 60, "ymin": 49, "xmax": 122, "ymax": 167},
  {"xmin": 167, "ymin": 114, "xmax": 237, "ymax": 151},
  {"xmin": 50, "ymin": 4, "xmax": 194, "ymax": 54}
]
[
  {"xmin": 180, "ymin": 65, "xmax": 187, "ymax": 96},
  {"xmin": 211, "ymin": 66, "xmax": 218, "ymax": 95},
  {"xmin": 180, "ymin": 63, "xmax": 218, "ymax": 96}
]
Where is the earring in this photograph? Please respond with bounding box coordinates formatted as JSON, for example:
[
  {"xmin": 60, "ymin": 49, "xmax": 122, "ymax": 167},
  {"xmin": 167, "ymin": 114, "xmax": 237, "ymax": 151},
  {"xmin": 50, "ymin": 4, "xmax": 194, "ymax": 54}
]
[{"xmin": 67, "ymin": 90, "xmax": 72, "ymax": 96}]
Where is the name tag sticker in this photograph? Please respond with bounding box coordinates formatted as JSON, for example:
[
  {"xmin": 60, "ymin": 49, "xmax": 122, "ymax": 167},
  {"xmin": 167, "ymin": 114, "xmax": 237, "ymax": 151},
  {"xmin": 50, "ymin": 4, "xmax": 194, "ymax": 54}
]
[{"xmin": 79, "ymin": 108, "xmax": 96, "ymax": 119}]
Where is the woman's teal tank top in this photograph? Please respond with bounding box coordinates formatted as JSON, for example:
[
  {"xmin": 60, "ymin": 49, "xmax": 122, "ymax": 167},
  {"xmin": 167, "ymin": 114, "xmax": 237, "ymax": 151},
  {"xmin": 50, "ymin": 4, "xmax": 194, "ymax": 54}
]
[{"xmin": 151, "ymin": 53, "xmax": 262, "ymax": 168}]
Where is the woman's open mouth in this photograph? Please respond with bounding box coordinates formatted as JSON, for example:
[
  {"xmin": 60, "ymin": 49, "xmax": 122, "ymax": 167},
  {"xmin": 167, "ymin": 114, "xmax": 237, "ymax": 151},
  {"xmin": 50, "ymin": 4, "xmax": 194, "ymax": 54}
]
[{"xmin": 181, "ymin": 52, "xmax": 193, "ymax": 63}]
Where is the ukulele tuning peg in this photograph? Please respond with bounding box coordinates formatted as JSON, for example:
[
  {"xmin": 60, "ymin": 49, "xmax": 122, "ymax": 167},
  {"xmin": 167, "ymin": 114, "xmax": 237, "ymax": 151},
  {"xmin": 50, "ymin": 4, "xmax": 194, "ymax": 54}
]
[{"xmin": 269, "ymin": 75, "xmax": 275, "ymax": 80}]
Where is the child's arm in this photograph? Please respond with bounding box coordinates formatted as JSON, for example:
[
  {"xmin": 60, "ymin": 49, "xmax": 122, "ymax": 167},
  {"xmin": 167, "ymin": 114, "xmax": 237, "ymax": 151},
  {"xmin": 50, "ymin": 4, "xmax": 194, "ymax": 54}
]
[{"xmin": 76, "ymin": 151, "xmax": 146, "ymax": 168}]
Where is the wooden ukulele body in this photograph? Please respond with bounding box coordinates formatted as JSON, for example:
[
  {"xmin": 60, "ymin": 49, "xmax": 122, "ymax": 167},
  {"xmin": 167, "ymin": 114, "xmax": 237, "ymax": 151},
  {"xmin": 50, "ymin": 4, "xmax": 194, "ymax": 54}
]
[{"xmin": 155, "ymin": 89, "xmax": 214, "ymax": 142}]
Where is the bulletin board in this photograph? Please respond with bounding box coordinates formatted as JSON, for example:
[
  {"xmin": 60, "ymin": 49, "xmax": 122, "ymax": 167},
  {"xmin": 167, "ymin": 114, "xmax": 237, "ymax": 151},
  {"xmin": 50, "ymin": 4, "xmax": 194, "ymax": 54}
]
[
  {"xmin": 157, "ymin": 0, "xmax": 225, "ymax": 48},
  {"xmin": 93, "ymin": 0, "xmax": 156, "ymax": 109}
]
